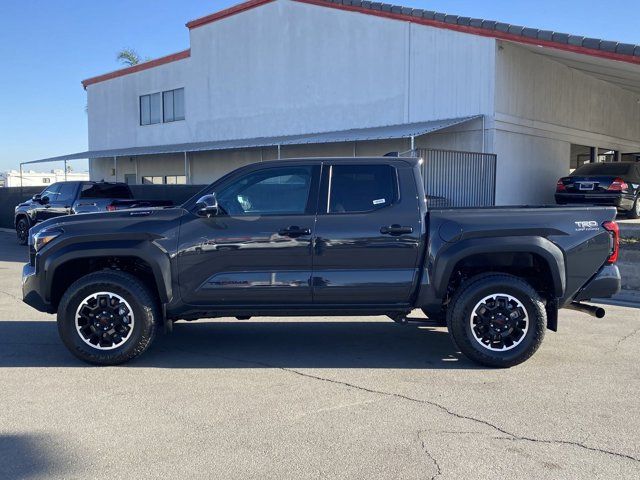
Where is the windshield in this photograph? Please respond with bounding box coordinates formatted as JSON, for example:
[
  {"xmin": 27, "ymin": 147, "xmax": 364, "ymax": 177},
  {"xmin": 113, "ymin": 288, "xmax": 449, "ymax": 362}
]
[{"xmin": 572, "ymin": 163, "xmax": 631, "ymax": 176}]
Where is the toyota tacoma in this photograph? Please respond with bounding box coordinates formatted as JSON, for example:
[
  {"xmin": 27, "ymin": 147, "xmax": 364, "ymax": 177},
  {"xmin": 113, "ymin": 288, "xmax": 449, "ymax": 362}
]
[{"xmin": 22, "ymin": 157, "xmax": 621, "ymax": 367}]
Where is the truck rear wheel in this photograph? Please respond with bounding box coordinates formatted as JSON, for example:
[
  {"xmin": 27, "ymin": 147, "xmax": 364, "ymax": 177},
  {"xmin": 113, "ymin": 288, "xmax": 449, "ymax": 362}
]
[
  {"xmin": 57, "ymin": 270, "xmax": 158, "ymax": 365},
  {"xmin": 446, "ymin": 273, "xmax": 546, "ymax": 368}
]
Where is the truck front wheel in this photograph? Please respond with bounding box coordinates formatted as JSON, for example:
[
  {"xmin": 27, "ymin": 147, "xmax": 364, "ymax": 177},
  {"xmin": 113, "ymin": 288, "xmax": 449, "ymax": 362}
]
[
  {"xmin": 57, "ymin": 270, "xmax": 158, "ymax": 365},
  {"xmin": 446, "ymin": 273, "xmax": 546, "ymax": 368}
]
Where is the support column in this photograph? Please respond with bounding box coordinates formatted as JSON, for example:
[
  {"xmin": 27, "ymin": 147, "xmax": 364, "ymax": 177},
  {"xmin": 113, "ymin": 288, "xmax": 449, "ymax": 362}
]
[
  {"xmin": 134, "ymin": 157, "xmax": 139, "ymax": 184},
  {"xmin": 277, "ymin": 144, "xmax": 281, "ymax": 160},
  {"xmin": 64, "ymin": 160, "xmax": 68, "ymax": 181},
  {"xmin": 184, "ymin": 151, "xmax": 190, "ymax": 184},
  {"xmin": 113, "ymin": 156, "xmax": 117, "ymax": 181}
]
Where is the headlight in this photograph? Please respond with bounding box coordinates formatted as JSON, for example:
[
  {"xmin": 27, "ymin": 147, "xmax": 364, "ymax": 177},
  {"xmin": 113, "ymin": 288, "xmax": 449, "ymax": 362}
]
[{"xmin": 32, "ymin": 227, "xmax": 63, "ymax": 252}]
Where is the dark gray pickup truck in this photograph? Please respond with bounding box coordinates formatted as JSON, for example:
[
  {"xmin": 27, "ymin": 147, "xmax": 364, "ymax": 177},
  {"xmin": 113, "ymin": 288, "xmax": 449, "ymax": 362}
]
[
  {"xmin": 22, "ymin": 157, "xmax": 621, "ymax": 367},
  {"xmin": 14, "ymin": 181, "xmax": 172, "ymax": 244}
]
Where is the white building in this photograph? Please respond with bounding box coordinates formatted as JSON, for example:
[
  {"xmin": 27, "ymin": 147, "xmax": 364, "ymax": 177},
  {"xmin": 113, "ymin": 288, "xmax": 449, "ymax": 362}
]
[
  {"xmin": 0, "ymin": 169, "xmax": 89, "ymax": 188},
  {"xmin": 28, "ymin": 0, "xmax": 640, "ymax": 205}
]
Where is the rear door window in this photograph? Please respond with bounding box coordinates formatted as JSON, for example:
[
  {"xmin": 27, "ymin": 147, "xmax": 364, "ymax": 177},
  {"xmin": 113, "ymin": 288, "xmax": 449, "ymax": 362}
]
[
  {"xmin": 327, "ymin": 165, "xmax": 398, "ymax": 213},
  {"xmin": 80, "ymin": 183, "xmax": 133, "ymax": 199}
]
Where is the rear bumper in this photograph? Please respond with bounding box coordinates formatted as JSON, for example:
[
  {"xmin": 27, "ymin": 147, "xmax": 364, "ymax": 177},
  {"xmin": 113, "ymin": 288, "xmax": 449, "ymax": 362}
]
[
  {"xmin": 22, "ymin": 263, "xmax": 53, "ymax": 313},
  {"xmin": 555, "ymin": 193, "xmax": 634, "ymax": 210},
  {"xmin": 573, "ymin": 264, "xmax": 621, "ymax": 302}
]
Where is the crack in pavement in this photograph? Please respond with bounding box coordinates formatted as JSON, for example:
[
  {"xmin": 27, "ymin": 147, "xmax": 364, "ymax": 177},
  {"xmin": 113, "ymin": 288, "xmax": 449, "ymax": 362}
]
[
  {"xmin": 168, "ymin": 346, "xmax": 640, "ymax": 464},
  {"xmin": 612, "ymin": 325, "xmax": 640, "ymax": 352},
  {"xmin": 417, "ymin": 431, "xmax": 442, "ymax": 480},
  {"xmin": 0, "ymin": 289, "xmax": 20, "ymax": 301}
]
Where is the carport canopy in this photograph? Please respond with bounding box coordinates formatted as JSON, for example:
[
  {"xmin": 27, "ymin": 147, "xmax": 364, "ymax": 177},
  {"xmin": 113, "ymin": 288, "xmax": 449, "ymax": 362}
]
[{"xmin": 21, "ymin": 115, "xmax": 482, "ymax": 166}]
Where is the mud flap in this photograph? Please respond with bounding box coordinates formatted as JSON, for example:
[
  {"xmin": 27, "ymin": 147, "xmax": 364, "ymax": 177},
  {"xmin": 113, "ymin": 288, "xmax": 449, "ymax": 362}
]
[{"xmin": 546, "ymin": 298, "xmax": 558, "ymax": 332}]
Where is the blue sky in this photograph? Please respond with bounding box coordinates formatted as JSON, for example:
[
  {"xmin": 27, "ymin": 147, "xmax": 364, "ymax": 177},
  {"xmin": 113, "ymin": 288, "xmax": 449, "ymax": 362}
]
[{"xmin": 0, "ymin": 0, "xmax": 637, "ymax": 173}]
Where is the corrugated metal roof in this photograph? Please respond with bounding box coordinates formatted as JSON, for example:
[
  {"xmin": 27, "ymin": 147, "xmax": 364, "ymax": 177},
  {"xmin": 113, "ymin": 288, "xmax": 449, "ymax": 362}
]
[
  {"xmin": 22, "ymin": 116, "xmax": 480, "ymax": 165},
  {"xmin": 311, "ymin": 0, "xmax": 640, "ymax": 60}
]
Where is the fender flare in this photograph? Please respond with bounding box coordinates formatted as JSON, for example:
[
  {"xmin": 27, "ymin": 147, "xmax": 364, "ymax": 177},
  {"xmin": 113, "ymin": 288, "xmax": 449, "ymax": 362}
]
[
  {"xmin": 40, "ymin": 236, "xmax": 172, "ymax": 304},
  {"xmin": 432, "ymin": 236, "xmax": 566, "ymax": 297}
]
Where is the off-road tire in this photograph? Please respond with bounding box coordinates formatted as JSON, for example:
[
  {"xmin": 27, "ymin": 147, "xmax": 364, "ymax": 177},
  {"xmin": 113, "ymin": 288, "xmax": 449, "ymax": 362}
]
[
  {"xmin": 57, "ymin": 270, "xmax": 158, "ymax": 365},
  {"xmin": 446, "ymin": 273, "xmax": 546, "ymax": 368},
  {"xmin": 16, "ymin": 218, "xmax": 29, "ymax": 245}
]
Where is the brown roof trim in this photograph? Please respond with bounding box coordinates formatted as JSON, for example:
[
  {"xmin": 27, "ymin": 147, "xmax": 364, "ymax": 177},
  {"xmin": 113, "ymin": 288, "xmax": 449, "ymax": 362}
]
[
  {"xmin": 81, "ymin": 49, "xmax": 191, "ymax": 89},
  {"xmin": 186, "ymin": 0, "xmax": 276, "ymax": 29}
]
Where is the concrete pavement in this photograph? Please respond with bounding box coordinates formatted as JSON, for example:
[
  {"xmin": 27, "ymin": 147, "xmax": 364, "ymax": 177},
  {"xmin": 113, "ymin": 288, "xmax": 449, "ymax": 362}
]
[{"xmin": 0, "ymin": 231, "xmax": 639, "ymax": 479}]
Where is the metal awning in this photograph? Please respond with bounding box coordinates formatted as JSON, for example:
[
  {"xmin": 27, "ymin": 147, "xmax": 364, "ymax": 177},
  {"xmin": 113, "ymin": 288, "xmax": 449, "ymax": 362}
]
[{"xmin": 22, "ymin": 116, "xmax": 481, "ymax": 165}]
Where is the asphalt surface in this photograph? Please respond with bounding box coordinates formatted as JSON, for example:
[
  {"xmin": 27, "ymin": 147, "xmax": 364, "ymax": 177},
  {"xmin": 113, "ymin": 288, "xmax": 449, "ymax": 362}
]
[{"xmin": 0, "ymin": 231, "xmax": 639, "ymax": 479}]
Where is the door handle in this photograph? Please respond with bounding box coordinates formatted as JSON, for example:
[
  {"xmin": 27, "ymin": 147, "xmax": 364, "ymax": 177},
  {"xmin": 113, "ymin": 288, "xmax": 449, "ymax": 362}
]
[
  {"xmin": 278, "ymin": 226, "xmax": 311, "ymax": 237},
  {"xmin": 380, "ymin": 224, "xmax": 413, "ymax": 235}
]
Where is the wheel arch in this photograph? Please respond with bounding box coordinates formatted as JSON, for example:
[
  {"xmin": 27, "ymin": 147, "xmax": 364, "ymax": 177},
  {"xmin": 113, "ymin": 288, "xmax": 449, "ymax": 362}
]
[
  {"xmin": 43, "ymin": 240, "xmax": 172, "ymax": 310},
  {"xmin": 432, "ymin": 236, "xmax": 566, "ymax": 299}
]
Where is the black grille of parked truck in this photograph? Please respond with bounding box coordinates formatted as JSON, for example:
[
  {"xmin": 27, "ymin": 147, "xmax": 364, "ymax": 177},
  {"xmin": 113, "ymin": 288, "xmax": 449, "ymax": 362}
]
[{"xmin": 22, "ymin": 157, "xmax": 621, "ymax": 367}]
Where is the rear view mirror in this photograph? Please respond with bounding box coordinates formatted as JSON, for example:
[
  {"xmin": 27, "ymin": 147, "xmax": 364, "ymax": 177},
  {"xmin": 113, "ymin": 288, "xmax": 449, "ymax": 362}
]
[{"xmin": 196, "ymin": 194, "xmax": 219, "ymax": 217}]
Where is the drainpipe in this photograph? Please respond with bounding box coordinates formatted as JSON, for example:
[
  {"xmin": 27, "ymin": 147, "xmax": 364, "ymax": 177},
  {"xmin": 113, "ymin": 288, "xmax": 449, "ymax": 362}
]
[{"xmin": 482, "ymin": 115, "xmax": 486, "ymax": 154}]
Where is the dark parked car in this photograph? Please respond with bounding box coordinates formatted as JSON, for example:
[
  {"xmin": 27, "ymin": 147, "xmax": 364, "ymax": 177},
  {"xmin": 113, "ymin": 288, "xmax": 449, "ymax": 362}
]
[
  {"xmin": 14, "ymin": 181, "xmax": 173, "ymax": 244},
  {"xmin": 556, "ymin": 162, "xmax": 640, "ymax": 218},
  {"xmin": 22, "ymin": 157, "xmax": 620, "ymax": 368}
]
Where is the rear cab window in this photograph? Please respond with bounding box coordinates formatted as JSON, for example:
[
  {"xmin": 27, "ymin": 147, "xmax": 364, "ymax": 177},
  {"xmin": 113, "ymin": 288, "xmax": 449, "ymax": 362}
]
[
  {"xmin": 572, "ymin": 163, "xmax": 632, "ymax": 176},
  {"xmin": 80, "ymin": 183, "xmax": 133, "ymax": 199},
  {"xmin": 324, "ymin": 164, "xmax": 398, "ymax": 214}
]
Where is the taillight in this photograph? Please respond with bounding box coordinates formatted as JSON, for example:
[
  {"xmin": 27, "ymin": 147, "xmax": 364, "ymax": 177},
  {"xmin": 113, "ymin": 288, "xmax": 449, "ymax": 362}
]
[
  {"xmin": 106, "ymin": 205, "xmax": 116, "ymax": 212},
  {"xmin": 602, "ymin": 221, "xmax": 619, "ymax": 264},
  {"xmin": 608, "ymin": 177, "xmax": 628, "ymax": 191},
  {"xmin": 556, "ymin": 179, "xmax": 567, "ymax": 192}
]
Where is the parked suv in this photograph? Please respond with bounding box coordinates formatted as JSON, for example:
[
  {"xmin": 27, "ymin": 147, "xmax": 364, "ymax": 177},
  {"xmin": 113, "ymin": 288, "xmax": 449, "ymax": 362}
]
[
  {"xmin": 22, "ymin": 158, "xmax": 621, "ymax": 368},
  {"xmin": 555, "ymin": 162, "xmax": 640, "ymax": 218},
  {"xmin": 14, "ymin": 181, "xmax": 172, "ymax": 244}
]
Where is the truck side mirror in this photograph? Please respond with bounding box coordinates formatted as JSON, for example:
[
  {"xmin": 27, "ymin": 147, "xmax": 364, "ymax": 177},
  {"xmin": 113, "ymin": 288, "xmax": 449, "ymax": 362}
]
[
  {"xmin": 32, "ymin": 194, "xmax": 42, "ymax": 202},
  {"xmin": 196, "ymin": 194, "xmax": 219, "ymax": 217},
  {"xmin": 40, "ymin": 195, "xmax": 50, "ymax": 205}
]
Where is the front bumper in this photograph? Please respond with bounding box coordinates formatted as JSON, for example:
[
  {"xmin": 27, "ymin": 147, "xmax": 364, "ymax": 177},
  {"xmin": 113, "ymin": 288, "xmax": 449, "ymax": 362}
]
[
  {"xmin": 22, "ymin": 263, "xmax": 52, "ymax": 313},
  {"xmin": 555, "ymin": 193, "xmax": 634, "ymax": 211},
  {"xmin": 573, "ymin": 264, "xmax": 621, "ymax": 302}
]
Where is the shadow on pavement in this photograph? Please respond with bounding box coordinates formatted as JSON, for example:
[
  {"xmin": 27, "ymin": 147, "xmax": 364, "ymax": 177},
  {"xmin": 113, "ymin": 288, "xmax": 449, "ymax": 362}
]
[
  {"xmin": 0, "ymin": 319, "xmax": 480, "ymax": 370},
  {"xmin": 0, "ymin": 232, "xmax": 28, "ymax": 264},
  {"xmin": 0, "ymin": 434, "xmax": 64, "ymax": 480}
]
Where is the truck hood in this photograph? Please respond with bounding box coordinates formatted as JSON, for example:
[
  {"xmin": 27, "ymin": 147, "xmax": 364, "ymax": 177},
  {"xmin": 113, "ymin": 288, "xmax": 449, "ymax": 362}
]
[{"xmin": 29, "ymin": 207, "xmax": 186, "ymax": 239}]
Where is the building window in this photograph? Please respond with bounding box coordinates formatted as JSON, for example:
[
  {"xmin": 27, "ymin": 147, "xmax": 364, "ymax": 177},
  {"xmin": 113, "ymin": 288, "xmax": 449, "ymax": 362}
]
[
  {"xmin": 140, "ymin": 88, "xmax": 184, "ymax": 125},
  {"xmin": 163, "ymin": 88, "xmax": 185, "ymax": 122},
  {"xmin": 142, "ymin": 176, "xmax": 164, "ymax": 185},
  {"xmin": 42, "ymin": 178, "xmax": 51, "ymax": 184},
  {"xmin": 140, "ymin": 92, "xmax": 162, "ymax": 125},
  {"xmin": 165, "ymin": 175, "xmax": 186, "ymax": 185}
]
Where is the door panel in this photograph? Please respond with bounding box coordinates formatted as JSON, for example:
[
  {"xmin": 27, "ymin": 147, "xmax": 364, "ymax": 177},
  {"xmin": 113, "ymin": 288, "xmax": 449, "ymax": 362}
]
[
  {"xmin": 177, "ymin": 165, "xmax": 319, "ymax": 307},
  {"xmin": 312, "ymin": 163, "xmax": 422, "ymax": 305}
]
